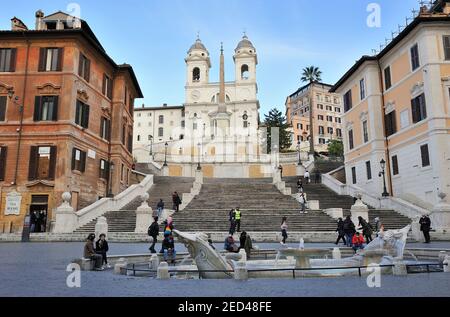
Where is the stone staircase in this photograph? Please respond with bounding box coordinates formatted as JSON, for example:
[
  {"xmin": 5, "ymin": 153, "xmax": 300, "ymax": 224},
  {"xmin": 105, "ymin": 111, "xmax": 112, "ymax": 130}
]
[
  {"xmin": 343, "ymin": 209, "xmax": 412, "ymax": 231},
  {"xmin": 75, "ymin": 176, "xmax": 194, "ymax": 233},
  {"xmin": 283, "ymin": 176, "xmax": 355, "ymax": 210}
]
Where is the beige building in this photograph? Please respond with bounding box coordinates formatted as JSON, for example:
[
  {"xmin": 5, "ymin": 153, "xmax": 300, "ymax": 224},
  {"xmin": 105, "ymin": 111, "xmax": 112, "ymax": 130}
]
[
  {"xmin": 330, "ymin": 3, "xmax": 450, "ymax": 206},
  {"xmin": 285, "ymin": 82, "xmax": 343, "ymax": 152}
]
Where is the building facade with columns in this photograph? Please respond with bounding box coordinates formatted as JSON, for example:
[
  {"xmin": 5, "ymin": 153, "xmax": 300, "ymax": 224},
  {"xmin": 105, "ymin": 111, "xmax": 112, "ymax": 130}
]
[
  {"xmin": 134, "ymin": 36, "xmax": 269, "ymax": 178},
  {"xmin": 330, "ymin": 3, "xmax": 450, "ymax": 207},
  {"xmin": 0, "ymin": 11, "xmax": 143, "ymax": 233}
]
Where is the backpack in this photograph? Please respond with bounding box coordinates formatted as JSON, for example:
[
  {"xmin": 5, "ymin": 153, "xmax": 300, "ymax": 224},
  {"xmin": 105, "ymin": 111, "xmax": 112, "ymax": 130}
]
[{"xmin": 148, "ymin": 222, "xmax": 159, "ymax": 237}]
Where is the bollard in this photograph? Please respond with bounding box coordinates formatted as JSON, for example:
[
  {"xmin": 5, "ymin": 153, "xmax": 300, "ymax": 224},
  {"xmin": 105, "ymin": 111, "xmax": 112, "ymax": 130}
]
[
  {"xmin": 444, "ymin": 256, "xmax": 450, "ymax": 273},
  {"xmin": 157, "ymin": 262, "xmax": 170, "ymax": 280},
  {"xmin": 234, "ymin": 262, "xmax": 248, "ymax": 280},
  {"xmin": 438, "ymin": 251, "xmax": 447, "ymax": 265},
  {"xmin": 392, "ymin": 260, "xmax": 407, "ymax": 276},
  {"xmin": 114, "ymin": 258, "xmax": 127, "ymax": 275},
  {"xmin": 238, "ymin": 249, "xmax": 247, "ymax": 262},
  {"xmin": 149, "ymin": 254, "xmax": 160, "ymax": 270},
  {"xmin": 332, "ymin": 247, "xmax": 341, "ymax": 260}
]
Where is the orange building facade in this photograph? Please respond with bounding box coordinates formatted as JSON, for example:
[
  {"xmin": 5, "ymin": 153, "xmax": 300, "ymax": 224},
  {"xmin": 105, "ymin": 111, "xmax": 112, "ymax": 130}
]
[{"xmin": 0, "ymin": 11, "xmax": 143, "ymax": 233}]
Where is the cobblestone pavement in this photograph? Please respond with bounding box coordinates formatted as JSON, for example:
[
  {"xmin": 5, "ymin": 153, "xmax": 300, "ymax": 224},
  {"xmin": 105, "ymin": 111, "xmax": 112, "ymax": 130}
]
[{"xmin": 0, "ymin": 241, "xmax": 449, "ymax": 297}]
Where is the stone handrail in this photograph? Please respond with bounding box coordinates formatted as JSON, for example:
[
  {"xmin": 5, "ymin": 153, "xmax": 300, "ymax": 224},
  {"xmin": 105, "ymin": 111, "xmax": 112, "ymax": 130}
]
[{"xmin": 76, "ymin": 175, "xmax": 154, "ymax": 228}]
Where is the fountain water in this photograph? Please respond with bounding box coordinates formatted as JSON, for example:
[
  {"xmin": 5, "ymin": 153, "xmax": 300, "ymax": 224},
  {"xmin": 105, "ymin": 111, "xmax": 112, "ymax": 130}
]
[{"xmin": 299, "ymin": 238, "xmax": 305, "ymax": 250}]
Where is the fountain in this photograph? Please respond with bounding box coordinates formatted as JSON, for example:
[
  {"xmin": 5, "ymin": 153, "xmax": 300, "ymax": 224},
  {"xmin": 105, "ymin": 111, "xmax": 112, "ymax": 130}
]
[{"xmin": 173, "ymin": 225, "xmax": 412, "ymax": 279}]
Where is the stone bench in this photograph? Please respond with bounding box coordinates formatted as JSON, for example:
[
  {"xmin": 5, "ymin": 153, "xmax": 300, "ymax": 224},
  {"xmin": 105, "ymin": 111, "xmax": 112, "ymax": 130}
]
[{"xmin": 72, "ymin": 258, "xmax": 95, "ymax": 271}]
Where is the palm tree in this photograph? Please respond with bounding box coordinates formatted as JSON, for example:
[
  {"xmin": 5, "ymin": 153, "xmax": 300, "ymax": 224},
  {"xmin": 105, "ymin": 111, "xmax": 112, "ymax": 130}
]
[{"xmin": 301, "ymin": 66, "xmax": 322, "ymax": 157}]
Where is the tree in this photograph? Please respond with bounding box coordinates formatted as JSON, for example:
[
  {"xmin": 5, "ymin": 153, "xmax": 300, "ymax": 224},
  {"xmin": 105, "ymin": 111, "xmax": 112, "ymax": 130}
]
[
  {"xmin": 327, "ymin": 140, "xmax": 344, "ymax": 157},
  {"xmin": 264, "ymin": 108, "xmax": 292, "ymax": 153},
  {"xmin": 301, "ymin": 66, "xmax": 322, "ymax": 157}
]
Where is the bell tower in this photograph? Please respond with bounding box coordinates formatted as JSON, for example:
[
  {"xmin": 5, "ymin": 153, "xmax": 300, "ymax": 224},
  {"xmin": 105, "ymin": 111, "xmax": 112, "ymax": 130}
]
[
  {"xmin": 185, "ymin": 36, "xmax": 211, "ymax": 86},
  {"xmin": 233, "ymin": 34, "xmax": 257, "ymax": 83}
]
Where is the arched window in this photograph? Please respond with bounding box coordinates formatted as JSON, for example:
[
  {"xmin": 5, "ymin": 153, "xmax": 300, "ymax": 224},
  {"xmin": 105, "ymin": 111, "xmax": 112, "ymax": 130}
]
[
  {"xmin": 241, "ymin": 64, "xmax": 249, "ymax": 80},
  {"xmin": 193, "ymin": 67, "xmax": 200, "ymax": 81}
]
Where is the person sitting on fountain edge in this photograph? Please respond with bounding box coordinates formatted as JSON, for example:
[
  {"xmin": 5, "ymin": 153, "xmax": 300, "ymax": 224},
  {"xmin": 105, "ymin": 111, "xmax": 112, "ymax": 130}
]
[
  {"xmin": 161, "ymin": 230, "xmax": 176, "ymax": 264},
  {"xmin": 351, "ymin": 232, "xmax": 365, "ymax": 253},
  {"xmin": 224, "ymin": 234, "xmax": 239, "ymax": 253}
]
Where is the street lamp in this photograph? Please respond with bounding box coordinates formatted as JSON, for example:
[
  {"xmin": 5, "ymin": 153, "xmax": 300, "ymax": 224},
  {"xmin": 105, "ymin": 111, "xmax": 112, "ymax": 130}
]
[
  {"xmin": 163, "ymin": 142, "xmax": 168, "ymax": 167},
  {"xmin": 197, "ymin": 142, "xmax": 202, "ymax": 170},
  {"xmin": 379, "ymin": 159, "xmax": 389, "ymax": 197},
  {"xmin": 297, "ymin": 140, "xmax": 302, "ymax": 165},
  {"xmin": 149, "ymin": 135, "xmax": 153, "ymax": 157}
]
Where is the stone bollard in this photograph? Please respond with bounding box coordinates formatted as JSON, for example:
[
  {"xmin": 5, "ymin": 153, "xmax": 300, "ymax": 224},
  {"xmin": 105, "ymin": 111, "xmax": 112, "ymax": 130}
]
[
  {"xmin": 234, "ymin": 262, "xmax": 248, "ymax": 280},
  {"xmin": 392, "ymin": 259, "xmax": 407, "ymax": 276},
  {"xmin": 443, "ymin": 255, "xmax": 450, "ymax": 273},
  {"xmin": 157, "ymin": 262, "xmax": 170, "ymax": 279},
  {"xmin": 332, "ymin": 247, "xmax": 341, "ymax": 260},
  {"xmin": 114, "ymin": 258, "xmax": 127, "ymax": 275},
  {"xmin": 238, "ymin": 249, "xmax": 247, "ymax": 262},
  {"xmin": 149, "ymin": 254, "xmax": 160, "ymax": 270},
  {"xmin": 95, "ymin": 216, "xmax": 108, "ymax": 240},
  {"xmin": 438, "ymin": 251, "xmax": 447, "ymax": 265}
]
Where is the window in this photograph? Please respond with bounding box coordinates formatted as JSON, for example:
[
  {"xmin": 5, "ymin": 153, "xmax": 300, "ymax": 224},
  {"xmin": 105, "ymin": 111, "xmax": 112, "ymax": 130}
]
[
  {"xmin": 75, "ymin": 100, "xmax": 90, "ymax": 128},
  {"xmin": 0, "ymin": 48, "xmax": 17, "ymax": 72},
  {"xmin": 100, "ymin": 117, "xmax": 111, "ymax": 140},
  {"xmin": 0, "ymin": 146, "xmax": 7, "ymax": 181},
  {"xmin": 335, "ymin": 107, "xmax": 341, "ymax": 113},
  {"xmin": 78, "ymin": 53, "xmax": 90, "ymax": 82},
  {"xmin": 122, "ymin": 125, "xmax": 126, "ymax": 145},
  {"xmin": 318, "ymin": 115, "xmax": 324, "ymax": 121},
  {"xmin": 34, "ymin": 96, "xmax": 58, "ymax": 121},
  {"xmin": 243, "ymin": 121, "xmax": 248, "ymax": 128},
  {"xmin": 318, "ymin": 126, "xmax": 324, "ymax": 135},
  {"xmin": 360, "ymin": 78, "xmax": 366, "ymax": 100},
  {"xmin": 159, "ymin": 115, "xmax": 164, "ymax": 124},
  {"xmin": 71, "ymin": 148, "xmax": 86, "ymax": 172},
  {"xmin": 317, "ymin": 104, "xmax": 324, "ymax": 110},
  {"xmin": 348, "ymin": 129, "xmax": 354, "ymax": 150},
  {"xmin": 38, "ymin": 48, "xmax": 63, "ymax": 72},
  {"xmin": 327, "ymin": 127, "xmax": 334, "ymax": 134},
  {"xmin": 366, "ymin": 161, "xmax": 372, "ymax": 180},
  {"xmin": 326, "ymin": 105, "xmax": 332, "ymax": 111},
  {"xmin": 193, "ymin": 67, "xmax": 200, "ymax": 81},
  {"xmin": 137, "ymin": 135, "xmax": 140, "ymax": 141},
  {"xmin": 28, "ymin": 146, "xmax": 57, "ymax": 180},
  {"xmin": 420, "ymin": 144, "xmax": 430, "ymax": 167},
  {"xmin": 102, "ymin": 74, "xmax": 113, "ymax": 99},
  {"xmin": 411, "ymin": 93, "xmax": 427, "ymax": 123},
  {"xmin": 336, "ymin": 128, "xmax": 342, "ymax": 138},
  {"xmin": 319, "ymin": 138, "xmax": 326, "ymax": 144},
  {"xmin": 327, "ymin": 116, "xmax": 333, "ymax": 122},
  {"xmin": 99, "ymin": 159, "xmax": 109, "ymax": 180},
  {"xmin": 384, "ymin": 66, "xmax": 392, "ymax": 90},
  {"xmin": 392, "ymin": 155, "xmax": 399, "ymax": 175},
  {"xmin": 127, "ymin": 132, "xmax": 133, "ymax": 153},
  {"xmin": 193, "ymin": 122, "xmax": 198, "ymax": 130},
  {"xmin": 148, "ymin": 135, "xmax": 153, "ymax": 141},
  {"xmin": 0, "ymin": 96, "xmax": 6, "ymax": 121},
  {"xmin": 362, "ymin": 120, "xmax": 369, "ymax": 143},
  {"xmin": 351, "ymin": 167, "xmax": 357, "ymax": 184},
  {"xmin": 384, "ymin": 111, "xmax": 397, "ymax": 137},
  {"xmin": 343, "ymin": 90, "xmax": 352, "ymax": 112},
  {"xmin": 444, "ymin": 36, "xmax": 450, "ymax": 60},
  {"xmin": 241, "ymin": 64, "xmax": 249, "ymax": 79},
  {"xmin": 411, "ymin": 44, "xmax": 420, "ymax": 71},
  {"xmin": 335, "ymin": 117, "xmax": 341, "ymax": 123},
  {"xmin": 158, "ymin": 127, "xmax": 163, "ymax": 137},
  {"xmin": 181, "ymin": 120, "xmax": 185, "ymax": 128}
]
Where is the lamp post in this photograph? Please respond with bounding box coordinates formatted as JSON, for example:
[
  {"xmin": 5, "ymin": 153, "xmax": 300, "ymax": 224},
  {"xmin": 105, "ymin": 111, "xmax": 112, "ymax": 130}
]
[
  {"xmin": 163, "ymin": 142, "xmax": 168, "ymax": 167},
  {"xmin": 149, "ymin": 135, "xmax": 153, "ymax": 157},
  {"xmin": 379, "ymin": 159, "xmax": 389, "ymax": 197},
  {"xmin": 197, "ymin": 142, "xmax": 202, "ymax": 170},
  {"xmin": 108, "ymin": 162, "xmax": 115, "ymax": 197},
  {"xmin": 297, "ymin": 140, "xmax": 302, "ymax": 165}
]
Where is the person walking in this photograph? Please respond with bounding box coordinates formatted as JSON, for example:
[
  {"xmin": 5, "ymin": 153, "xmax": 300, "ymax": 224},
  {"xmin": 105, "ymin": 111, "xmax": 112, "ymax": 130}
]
[
  {"xmin": 95, "ymin": 233, "xmax": 110, "ymax": 268},
  {"xmin": 30, "ymin": 211, "xmax": 37, "ymax": 233},
  {"xmin": 156, "ymin": 199, "xmax": 164, "ymax": 218},
  {"xmin": 234, "ymin": 207, "xmax": 242, "ymax": 232},
  {"xmin": 84, "ymin": 234, "xmax": 103, "ymax": 271},
  {"xmin": 172, "ymin": 192, "xmax": 182, "ymax": 212},
  {"xmin": 419, "ymin": 215, "xmax": 432, "ymax": 244},
  {"xmin": 335, "ymin": 218, "xmax": 346, "ymax": 245},
  {"xmin": 358, "ymin": 216, "xmax": 373, "ymax": 243},
  {"xmin": 148, "ymin": 216, "xmax": 160, "ymax": 254},
  {"xmin": 228, "ymin": 208, "xmax": 235, "ymax": 222},
  {"xmin": 298, "ymin": 193, "xmax": 307, "ymax": 214},
  {"xmin": 304, "ymin": 170, "xmax": 310, "ymax": 184},
  {"xmin": 297, "ymin": 178, "xmax": 304, "ymax": 193},
  {"xmin": 343, "ymin": 215, "xmax": 356, "ymax": 247},
  {"xmin": 229, "ymin": 217, "xmax": 237, "ymax": 235},
  {"xmin": 281, "ymin": 217, "xmax": 288, "ymax": 245}
]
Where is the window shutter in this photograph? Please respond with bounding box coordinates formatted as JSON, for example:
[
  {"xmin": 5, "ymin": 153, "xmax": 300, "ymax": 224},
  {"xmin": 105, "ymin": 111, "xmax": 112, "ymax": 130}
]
[
  {"xmin": 105, "ymin": 161, "xmax": 110, "ymax": 181},
  {"xmin": 0, "ymin": 146, "xmax": 7, "ymax": 181},
  {"xmin": 56, "ymin": 48, "xmax": 64, "ymax": 71},
  {"xmin": 28, "ymin": 146, "xmax": 38, "ymax": 180},
  {"xmin": 411, "ymin": 98, "xmax": 419, "ymax": 123},
  {"xmin": 52, "ymin": 96, "xmax": 59, "ymax": 121},
  {"xmin": 48, "ymin": 146, "xmax": 57, "ymax": 180},
  {"xmin": 102, "ymin": 74, "xmax": 107, "ymax": 95},
  {"xmin": 85, "ymin": 59, "xmax": 90, "ymax": 82},
  {"xmin": 34, "ymin": 96, "xmax": 41, "ymax": 121},
  {"xmin": 82, "ymin": 104, "xmax": 90, "ymax": 128},
  {"xmin": 99, "ymin": 160, "xmax": 102, "ymax": 178},
  {"xmin": 38, "ymin": 48, "xmax": 46, "ymax": 71},
  {"xmin": 0, "ymin": 96, "xmax": 6, "ymax": 121},
  {"xmin": 420, "ymin": 94, "xmax": 427, "ymax": 119},
  {"xmin": 71, "ymin": 148, "xmax": 76, "ymax": 171},
  {"xmin": 444, "ymin": 36, "xmax": 450, "ymax": 60},
  {"xmin": 108, "ymin": 78, "xmax": 113, "ymax": 100},
  {"xmin": 107, "ymin": 119, "xmax": 111, "ymax": 141},
  {"xmin": 81, "ymin": 151, "xmax": 86, "ymax": 172},
  {"xmin": 9, "ymin": 48, "xmax": 17, "ymax": 72},
  {"xmin": 78, "ymin": 52, "xmax": 83, "ymax": 76}
]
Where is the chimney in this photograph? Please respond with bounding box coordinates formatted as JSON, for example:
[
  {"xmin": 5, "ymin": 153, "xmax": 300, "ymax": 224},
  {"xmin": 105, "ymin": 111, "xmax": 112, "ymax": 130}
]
[
  {"xmin": 163, "ymin": 103, "xmax": 168, "ymax": 107},
  {"xmin": 142, "ymin": 103, "xmax": 145, "ymax": 108},
  {"xmin": 35, "ymin": 10, "xmax": 44, "ymax": 30},
  {"xmin": 11, "ymin": 17, "xmax": 28, "ymax": 31}
]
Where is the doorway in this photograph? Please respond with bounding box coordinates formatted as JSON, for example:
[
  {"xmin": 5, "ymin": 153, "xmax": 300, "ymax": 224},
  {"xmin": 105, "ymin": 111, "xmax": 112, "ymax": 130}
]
[{"xmin": 29, "ymin": 195, "xmax": 49, "ymax": 233}]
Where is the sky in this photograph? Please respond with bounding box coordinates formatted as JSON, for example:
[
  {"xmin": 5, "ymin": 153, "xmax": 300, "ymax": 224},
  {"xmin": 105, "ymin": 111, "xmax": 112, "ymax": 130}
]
[{"xmin": 0, "ymin": 0, "xmax": 421, "ymax": 115}]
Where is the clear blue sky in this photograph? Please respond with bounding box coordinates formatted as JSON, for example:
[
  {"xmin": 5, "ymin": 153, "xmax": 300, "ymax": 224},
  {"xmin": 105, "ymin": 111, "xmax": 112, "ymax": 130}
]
[{"xmin": 1, "ymin": 0, "xmax": 420, "ymax": 115}]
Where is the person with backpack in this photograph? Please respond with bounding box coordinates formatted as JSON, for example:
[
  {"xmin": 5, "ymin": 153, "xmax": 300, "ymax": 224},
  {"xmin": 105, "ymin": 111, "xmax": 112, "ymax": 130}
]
[
  {"xmin": 343, "ymin": 215, "xmax": 356, "ymax": 247},
  {"xmin": 148, "ymin": 216, "xmax": 160, "ymax": 254}
]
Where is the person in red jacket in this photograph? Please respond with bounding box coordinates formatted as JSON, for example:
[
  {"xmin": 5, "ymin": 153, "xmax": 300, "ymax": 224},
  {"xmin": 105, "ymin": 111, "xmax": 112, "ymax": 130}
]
[{"xmin": 352, "ymin": 232, "xmax": 365, "ymax": 253}]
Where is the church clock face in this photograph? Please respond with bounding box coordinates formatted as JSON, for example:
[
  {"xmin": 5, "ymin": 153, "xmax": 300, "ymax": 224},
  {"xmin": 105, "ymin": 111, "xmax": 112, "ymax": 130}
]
[{"xmin": 191, "ymin": 90, "xmax": 201, "ymax": 101}]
